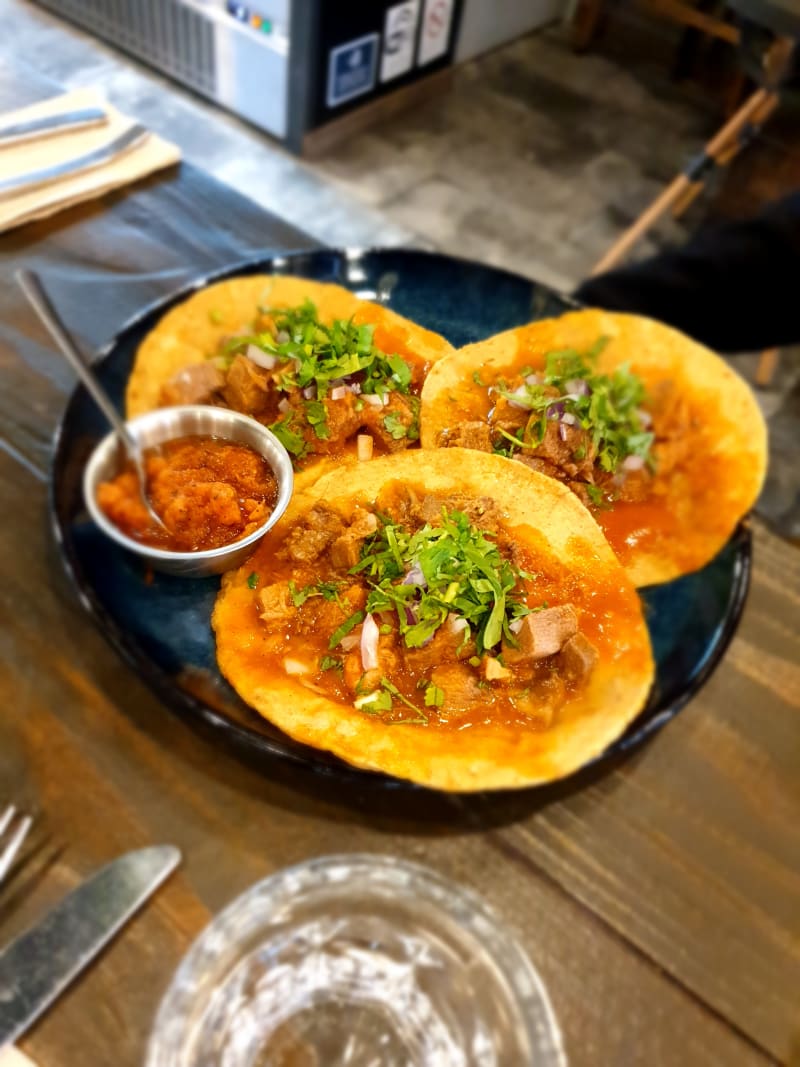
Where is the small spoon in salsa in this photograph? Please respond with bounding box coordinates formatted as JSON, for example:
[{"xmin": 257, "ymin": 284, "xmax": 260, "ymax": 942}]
[{"xmin": 16, "ymin": 268, "xmax": 168, "ymax": 533}]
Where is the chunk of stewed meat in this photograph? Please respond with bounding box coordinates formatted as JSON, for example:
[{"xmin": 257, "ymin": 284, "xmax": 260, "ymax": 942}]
[
  {"xmin": 403, "ymin": 621, "xmax": 475, "ymax": 674},
  {"xmin": 329, "ymin": 509, "xmax": 378, "ymax": 570},
  {"xmin": 559, "ymin": 633, "xmax": 599, "ymax": 683},
  {"xmin": 503, "ymin": 604, "xmax": 578, "ymax": 664},
  {"xmin": 258, "ymin": 582, "xmax": 294, "ymax": 626},
  {"xmin": 284, "ymin": 506, "xmax": 345, "ymax": 564},
  {"xmin": 419, "ymin": 493, "xmax": 496, "ymax": 528},
  {"xmin": 430, "ymin": 663, "xmax": 484, "ymax": 712},
  {"xmin": 222, "ymin": 354, "xmax": 271, "ymax": 416},
  {"xmin": 159, "ymin": 363, "xmax": 224, "ymax": 407},
  {"xmin": 361, "ymin": 394, "xmax": 418, "ymax": 453},
  {"xmin": 438, "ymin": 421, "xmax": 493, "ymax": 452},
  {"xmin": 307, "ymin": 393, "xmax": 363, "ymax": 454},
  {"xmin": 527, "ymin": 420, "xmax": 594, "ymax": 480}
]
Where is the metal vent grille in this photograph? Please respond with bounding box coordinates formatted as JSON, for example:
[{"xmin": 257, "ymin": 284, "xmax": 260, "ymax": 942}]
[{"xmin": 34, "ymin": 0, "xmax": 217, "ymax": 97}]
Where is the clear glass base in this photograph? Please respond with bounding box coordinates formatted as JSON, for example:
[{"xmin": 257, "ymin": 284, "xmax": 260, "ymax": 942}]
[{"xmin": 147, "ymin": 855, "xmax": 565, "ymax": 1067}]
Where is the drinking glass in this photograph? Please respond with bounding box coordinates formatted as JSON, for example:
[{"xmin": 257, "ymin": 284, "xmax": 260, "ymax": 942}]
[{"xmin": 147, "ymin": 853, "xmax": 566, "ymax": 1067}]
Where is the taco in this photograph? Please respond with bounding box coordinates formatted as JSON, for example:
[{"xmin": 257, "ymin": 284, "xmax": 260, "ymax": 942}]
[
  {"xmin": 212, "ymin": 449, "xmax": 654, "ymax": 791},
  {"xmin": 126, "ymin": 275, "xmax": 452, "ymax": 485},
  {"xmin": 420, "ymin": 310, "xmax": 767, "ymax": 587}
]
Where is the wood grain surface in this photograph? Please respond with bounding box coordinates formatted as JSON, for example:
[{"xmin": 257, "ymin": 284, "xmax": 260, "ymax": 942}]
[{"xmin": 1, "ymin": 63, "xmax": 798, "ymax": 1067}]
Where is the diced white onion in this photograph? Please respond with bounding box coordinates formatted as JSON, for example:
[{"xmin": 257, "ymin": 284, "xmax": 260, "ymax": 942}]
[
  {"xmin": 565, "ymin": 379, "xmax": 590, "ymax": 396},
  {"xmin": 357, "ymin": 434, "xmax": 374, "ymax": 462},
  {"xmin": 278, "ymin": 398, "xmax": 290, "ymax": 414},
  {"xmin": 330, "ymin": 386, "xmax": 347, "ymax": 401},
  {"xmin": 506, "ymin": 388, "xmax": 532, "ymax": 411},
  {"xmin": 302, "ymin": 385, "xmax": 316, "ymax": 399},
  {"xmin": 509, "ymin": 618, "xmax": 525, "ymax": 635},
  {"xmin": 558, "ymin": 423, "xmax": 568, "ymax": 442},
  {"xmin": 402, "ymin": 562, "xmax": 426, "ymax": 587},
  {"xmin": 636, "ymin": 408, "xmax": 652, "ymax": 429},
  {"xmin": 623, "ymin": 454, "xmax": 645, "ymax": 471},
  {"xmin": 561, "ymin": 412, "xmax": 576, "ymax": 425},
  {"xmin": 525, "ymin": 373, "xmax": 541, "ymax": 385},
  {"xmin": 354, "ymin": 691, "xmax": 381, "ymax": 710},
  {"xmin": 246, "ymin": 345, "xmax": 276, "ymax": 370},
  {"xmin": 340, "ymin": 633, "xmax": 360, "ymax": 651},
  {"xmin": 447, "ymin": 613, "xmax": 469, "ymax": 635},
  {"xmin": 276, "ymin": 330, "xmax": 290, "ymax": 344},
  {"xmin": 361, "ymin": 613, "xmax": 380, "ymax": 671},
  {"xmin": 349, "ymin": 381, "xmax": 362, "ymax": 395},
  {"xmin": 283, "ymin": 657, "xmax": 311, "ymax": 676}
]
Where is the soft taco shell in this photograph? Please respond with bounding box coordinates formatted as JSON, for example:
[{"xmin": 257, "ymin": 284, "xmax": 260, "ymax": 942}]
[
  {"xmin": 126, "ymin": 274, "xmax": 453, "ymax": 417},
  {"xmin": 212, "ymin": 449, "xmax": 654, "ymax": 792},
  {"xmin": 420, "ymin": 310, "xmax": 767, "ymax": 587}
]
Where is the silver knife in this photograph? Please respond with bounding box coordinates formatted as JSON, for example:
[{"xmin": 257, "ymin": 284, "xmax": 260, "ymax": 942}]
[
  {"xmin": 0, "ymin": 123, "xmax": 150, "ymax": 201},
  {"xmin": 0, "ymin": 107, "xmax": 108, "ymax": 148},
  {"xmin": 0, "ymin": 845, "xmax": 181, "ymax": 1049}
]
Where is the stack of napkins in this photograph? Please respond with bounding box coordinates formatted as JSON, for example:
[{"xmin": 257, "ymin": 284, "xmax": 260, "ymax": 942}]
[
  {"xmin": 0, "ymin": 87, "xmax": 181, "ymax": 232},
  {"xmin": 0, "ymin": 1048, "xmax": 36, "ymax": 1065}
]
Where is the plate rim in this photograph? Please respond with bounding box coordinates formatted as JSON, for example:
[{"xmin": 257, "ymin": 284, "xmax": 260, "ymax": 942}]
[{"xmin": 48, "ymin": 247, "xmax": 754, "ymax": 793}]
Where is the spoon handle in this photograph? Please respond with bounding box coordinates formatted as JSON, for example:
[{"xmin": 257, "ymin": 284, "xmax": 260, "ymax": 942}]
[{"xmin": 15, "ymin": 269, "xmax": 140, "ymax": 458}]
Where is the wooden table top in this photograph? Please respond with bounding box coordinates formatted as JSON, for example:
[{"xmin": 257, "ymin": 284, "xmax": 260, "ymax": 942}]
[{"xmin": 1, "ymin": 64, "xmax": 798, "ymax": 1067}]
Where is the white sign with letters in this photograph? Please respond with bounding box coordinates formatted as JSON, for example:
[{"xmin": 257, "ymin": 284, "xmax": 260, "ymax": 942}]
[
  {"xmin": 417, "ymin": 0, "xmax": 454, "ymax": 66},
  {"xmin": 380, "ymin": 0, "xmax": 421, "ymax": 83}
]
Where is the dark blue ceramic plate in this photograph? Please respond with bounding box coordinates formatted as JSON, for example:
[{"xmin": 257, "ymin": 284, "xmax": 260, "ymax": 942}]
[{"xmin": 50, "ymin": 249, "xmax": 751, "ymax": 790}]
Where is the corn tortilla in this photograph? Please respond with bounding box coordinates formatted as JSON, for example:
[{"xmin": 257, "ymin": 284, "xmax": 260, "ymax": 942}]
[
  {"xmin": 420, "ymin": 310, "xmax": 767, "ymax": 586},
  {"xmin": 212, "ymin": 449, "xmax": 654, "ymax": 792},
  {"xmin": 126, "ymin": 274, "xmax": 453, "ymax": 417}
]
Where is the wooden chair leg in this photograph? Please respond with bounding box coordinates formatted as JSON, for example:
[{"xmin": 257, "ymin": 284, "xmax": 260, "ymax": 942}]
[
  {"xmin": 755, "ymin": 348, "xmax": 780, "ymax": 388},
  {"xmin": 571, "ymin": 0, "xmax": 606, "ymax": 51},
  {"xmin": 591, "ymin": 87, "xmax": 778, "ymax": 275}
]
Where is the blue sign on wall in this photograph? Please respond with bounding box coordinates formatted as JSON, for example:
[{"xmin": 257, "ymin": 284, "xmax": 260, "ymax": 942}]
[{"xmin": 326, "ymin": 33, "xmax": 379, "ymax": 108}]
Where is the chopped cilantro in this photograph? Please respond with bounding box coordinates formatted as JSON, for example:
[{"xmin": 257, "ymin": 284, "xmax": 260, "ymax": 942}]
[
  {"xmin": 495, "ymin": 338, "xmax": 654, "ymax": 474},
  {"xmin": 424, "ymin": 684, "xmax": 445, "ymax": 707},
  {"xmin": 586, "ymin": 485, "xmax": 604, "ymax": 506},
  {"xmin": 492, "ymin": 425, "xmax": 525, "ymax": 457},
  {"xmin": 472, "ymin": 369, "xmax": 486, "ymax": 387},
  {"xmin": 328, "ymin": 610, "xmax": 365, "ymax": 650},
  {"xmin": 289, "ymin": 579, "xmax": 344, "ymax": 608},
  {"xmin": 208, "ymin": 308, "xmax": 224, "ymax": 325},
  {"xmin": 304, "ymin": 398, "xmax": 329, "ymax": 440},
  {"xmin": 319, "ymin": 655, "xmax": 343, "ymax": 673},
  {"xmin": 269, "ymin": 415, "xmax": 307, "ymax": 458},
  {"xmin": 356, "ymin": 688, "xmax": 393, "ymax": 714},
  {"xmin": 247, "ymin": 572, "xmax": 259, "ymax": 589},
  {"xmin": 350, "ymin": 508, "xmax": 531, "ymax": 656},
  {"xmin": 381, "ymin": 678, "xmax": 428, "ymax": 724},
  {"xmin": 386, "ymin": 354, "xmax": 412, "ymax": 389},
  {"xmin": 382, "ymin": 411, "xmax": 409, "ymax": 440},
  {"xmin": 227, "ymin": 301, "xmax": 417, "ymax": 452}
]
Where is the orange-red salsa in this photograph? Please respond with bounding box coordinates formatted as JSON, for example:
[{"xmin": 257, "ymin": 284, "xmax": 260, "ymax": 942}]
[{"xmin": 97, "ymin": 435, "xmax": 278, "ymax": 552}]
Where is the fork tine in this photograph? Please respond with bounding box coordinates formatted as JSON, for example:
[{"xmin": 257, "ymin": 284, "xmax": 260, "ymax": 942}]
[
  {"xmin": 0, "ymin": 805, "xmax": 15, "ymax": 837},
  {"xmin": 0, "ymin": 814, "xmax": 33, "ymax": 884}
]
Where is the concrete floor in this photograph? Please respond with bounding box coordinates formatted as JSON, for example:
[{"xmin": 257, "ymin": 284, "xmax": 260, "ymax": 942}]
[{"xmin": 4, "ymin": 0, "xmax": 798, "ymax": 534}]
